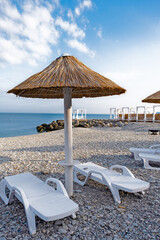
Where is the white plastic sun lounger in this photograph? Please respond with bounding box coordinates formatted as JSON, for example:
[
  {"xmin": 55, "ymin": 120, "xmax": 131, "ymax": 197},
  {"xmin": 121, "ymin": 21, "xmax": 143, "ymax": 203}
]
[
  {"xmin": 129, "ymin": 144, "xmax": 160, "ymax": 160},
  {"xmin": 0, "ymin": 172, "xmax": 78, "ymax": 235},
  {"xmin": 139, "ymin": 153, "xmax": 160, "ymax": 170},
  {"xmin": 73, "ymin": 162, "xmax": 149, "ymax": 204}
]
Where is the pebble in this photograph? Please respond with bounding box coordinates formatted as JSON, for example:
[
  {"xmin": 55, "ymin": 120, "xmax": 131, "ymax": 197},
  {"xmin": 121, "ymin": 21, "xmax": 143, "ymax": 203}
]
[
  {"xmin": 62, "ymin": 223, "xmax": 68, "ymax": 231},
  {"xmin": 74, "ymin": 190, "xmax": 82, "ymax": 193},
  {"xmin": 109, "ymin": 223, "xmax": 114, "ymax": 229},
  {"xmin": 63, "ymin": 237, "xmax": 70, "ymax": 240},
  {"xmin": 55, "ymin": 220, "xmax": 62, "ymax": 226},
  {"xmin": 113, "ymin": 235, "xmax": 121, "ymax": 240},
  {"xmin": 71, "ymin": 220, "xmax": 76, "ymax": 225},
  {"xmin": 58, "ymin": 227, "xmax": 67, "ymax": 234},
  {"xmin": 117, "ymin": 208, "xmax": 125, "ymax": 212}
]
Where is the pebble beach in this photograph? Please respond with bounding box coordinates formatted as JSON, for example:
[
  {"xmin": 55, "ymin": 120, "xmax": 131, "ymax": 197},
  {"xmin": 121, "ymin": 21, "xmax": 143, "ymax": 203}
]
[{"xmin": 0, "ymin": 122, "xmax": 160, "ymax": 240}]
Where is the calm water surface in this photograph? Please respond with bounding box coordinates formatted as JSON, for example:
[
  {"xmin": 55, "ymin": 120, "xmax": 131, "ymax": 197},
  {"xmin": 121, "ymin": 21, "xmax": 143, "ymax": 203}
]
[{"xmin": 0, "ymin": 113, "xmax": 109, "ymax": 138}]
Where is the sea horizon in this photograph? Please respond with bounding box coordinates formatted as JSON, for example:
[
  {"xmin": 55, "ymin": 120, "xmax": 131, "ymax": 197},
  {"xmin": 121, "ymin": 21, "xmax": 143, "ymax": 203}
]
[{"xmin": 0, "ymin": 112, "xmax": 110, "ymax": 138}]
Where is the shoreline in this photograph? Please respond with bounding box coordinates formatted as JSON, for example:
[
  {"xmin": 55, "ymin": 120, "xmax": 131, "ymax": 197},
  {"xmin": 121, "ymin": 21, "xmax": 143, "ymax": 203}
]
[
  {"xmin": 1, "ymin": 118, "xmax": 160, "ymax": 139},
  {"xmin": 0, "ymin": 122, "xmax": 160, "ymax": 239}
]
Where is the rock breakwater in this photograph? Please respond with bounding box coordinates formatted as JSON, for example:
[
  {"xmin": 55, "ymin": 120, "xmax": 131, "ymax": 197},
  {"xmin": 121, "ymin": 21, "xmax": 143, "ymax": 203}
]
[{"xmin": 36, "ymin": 119, "xmax": 126, "ymax": 132}]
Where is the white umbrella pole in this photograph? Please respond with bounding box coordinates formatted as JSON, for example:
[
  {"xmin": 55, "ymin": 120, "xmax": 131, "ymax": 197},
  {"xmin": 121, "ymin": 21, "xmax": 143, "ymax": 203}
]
[{"xmin": 64, "ymin": 87, "xmax": 73, "ymax": 196}]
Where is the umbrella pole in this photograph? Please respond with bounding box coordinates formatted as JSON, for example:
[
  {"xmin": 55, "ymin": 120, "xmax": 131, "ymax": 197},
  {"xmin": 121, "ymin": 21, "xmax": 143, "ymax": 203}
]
[{"xmin": 64, "ymin": 87, "xmax": 73, "ymax": 196}]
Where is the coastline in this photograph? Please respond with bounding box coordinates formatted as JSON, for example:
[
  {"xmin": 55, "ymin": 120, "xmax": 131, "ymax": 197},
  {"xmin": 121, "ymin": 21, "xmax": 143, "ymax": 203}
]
[{"xmin": 0, "ymin": 122, "xmax": 160, "ymax": 239}]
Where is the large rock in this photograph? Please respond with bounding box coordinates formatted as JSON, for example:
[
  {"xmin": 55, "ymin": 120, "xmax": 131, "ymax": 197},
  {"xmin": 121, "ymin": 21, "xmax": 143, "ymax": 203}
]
[
  {"xmin": 57, "ymin": 120, "xmax": 64, "ymax": 127},
  {"xmin": 73, "ymin": 120, "xmax": 79, "ymax": 127},
  {"xmin": 36, "ymin": 125, "xmax": 44, "ymax": 132},
  {"xmin": 51, "ymin": 121, "xmax": 59, "ymax": 129},
  {"xmin": 41, "ymin": 123, "xmax": 47, "ymax": 127},
  {"xmin": 117, "ymin": 121, "xmax": 123, "ymax": 127},
  {"xmin": 46, "ymin": 125, "xmax": 54, "ymax": 131},
  {"xmin": 36, "ymin": 119, "xmax": 125, "ymax": 132}
]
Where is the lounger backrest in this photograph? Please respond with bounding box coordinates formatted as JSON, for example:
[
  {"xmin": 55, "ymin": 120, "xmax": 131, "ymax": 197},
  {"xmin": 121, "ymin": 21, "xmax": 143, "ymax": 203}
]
[
  {"xmin": 5, "ymin": 172, "xmax": 54, "ymax": 199},
  {"xmin": 75, "ymin": 162, "xmax": 120, "ymax": 177}
]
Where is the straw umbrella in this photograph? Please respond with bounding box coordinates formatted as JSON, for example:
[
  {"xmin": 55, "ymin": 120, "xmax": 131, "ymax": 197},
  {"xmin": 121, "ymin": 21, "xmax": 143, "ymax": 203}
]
[
  {"xmin": 142, "ymin": 90, "xmax": 160, "ymax": 103},
  {"xmin": 8, "ymin": 54, "xmax": 126, "ymax": 196}
]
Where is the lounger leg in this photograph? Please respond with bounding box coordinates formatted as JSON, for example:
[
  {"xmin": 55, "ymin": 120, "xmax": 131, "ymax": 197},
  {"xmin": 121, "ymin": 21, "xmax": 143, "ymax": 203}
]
[
  {"xmin": 142, "ymin": 158, "xmax": 160, "ymax": 170},
  {"xmin": 17, "ymin": 190, "xmax": 36, "ymax": 235},
  {"xmin": 134, "ymin": 152, "xmax": 141, "ymax": 161},
  {"xmin": 25, "ymin": 209, "xmax": 36, "ymax": 235},
  {"xmin": 0, "ymin": 180, "xmax": 9, "ymax": 204},
  {"xmin": 143, "ymin": 159, "xmax": 151, "ymax": 169},
  {"xmin": 73, "ymin": 170, "xmax": 87, "ymax": 186},
  {"xmin": 0, "ymin": 183, "xmax": 36, "ymax": 234},
  {"xmin": 8, "ymin": 190, "xmax": 15, "ymax": 204},
  {"xmin": 110, "ymin": 186, "xmax": 121, "ymax": 204}
]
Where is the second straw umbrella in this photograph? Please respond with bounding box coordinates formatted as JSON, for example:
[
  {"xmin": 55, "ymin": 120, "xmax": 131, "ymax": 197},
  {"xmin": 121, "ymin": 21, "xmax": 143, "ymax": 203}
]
[{"xmin": 142, "ymin": 90, "xmax": 160, "ymax": 103}]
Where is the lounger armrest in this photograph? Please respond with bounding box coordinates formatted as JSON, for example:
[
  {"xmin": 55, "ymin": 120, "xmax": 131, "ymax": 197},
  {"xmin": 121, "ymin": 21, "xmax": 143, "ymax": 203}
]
[
  {"xmin": 45, "ymin": 178, "xmax": 69, "ymax": 197},
  {"xmin": 87, "ymin": 171, "xmax": 107, "ymax": 183},
  {"xmin": 109, "ymin": 165, "xmax": 135, "ymax": 177},
  {"xmin": 149, "ymin": 144, "xmax": 160, "ymax": 149}
]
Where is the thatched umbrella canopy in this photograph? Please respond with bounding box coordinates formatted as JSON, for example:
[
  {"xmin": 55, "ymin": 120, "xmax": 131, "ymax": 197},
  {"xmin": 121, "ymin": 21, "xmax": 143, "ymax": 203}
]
[
  {"xmin": 8, "ymin": 54, "xmax": 126, "ymax": 196},
  {"xmin": 8, "ymin": 55, "xmax": 125, "ymax": 98},
  {"xmin": 142, "ymin": 90, "xmax": 160, "ymax": 103}
]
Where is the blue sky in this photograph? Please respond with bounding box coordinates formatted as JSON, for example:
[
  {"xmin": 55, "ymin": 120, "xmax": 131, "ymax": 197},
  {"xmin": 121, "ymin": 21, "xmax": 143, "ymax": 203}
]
[{"xmin": 0, "ymin": 0, "xmax": 160, "ymax": 113}]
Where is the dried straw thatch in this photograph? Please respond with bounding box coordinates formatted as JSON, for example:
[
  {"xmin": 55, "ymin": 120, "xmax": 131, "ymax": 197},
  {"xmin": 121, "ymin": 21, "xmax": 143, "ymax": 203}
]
[
  {"xmin": 142, "ymin": 90, "xmax": 160, "ymax": 103},
  {"xmin": 8, "ymin": 55, "xmax": 126, "ymax": 98}
]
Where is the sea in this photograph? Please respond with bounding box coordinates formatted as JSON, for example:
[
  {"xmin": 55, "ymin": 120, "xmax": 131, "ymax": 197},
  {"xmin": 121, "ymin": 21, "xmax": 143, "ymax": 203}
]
[{"xmin": 0, "ymin": 113, "xmax": 110, "ymax": 138}]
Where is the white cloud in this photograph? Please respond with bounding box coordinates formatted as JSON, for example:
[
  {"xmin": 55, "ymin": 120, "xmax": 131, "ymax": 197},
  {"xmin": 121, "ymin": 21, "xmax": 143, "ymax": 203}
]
[
  {"xmin": 75, "ymin": 7, "xmax": 81, "ymax": 16},
  {"xmin": 0, "ymin": 0, "xmax": 94, "ymax": 66},
  {"xmin": 55, "ymin": 17, "xmax": 85, "ymax": 39},
  {"xmin": 0, "ymin": 0, "xmax": 59, "ymax": 65},
  {"xmin": 51, "ymin": 0, "xmax": 60, "ymax": 7},
  {"xmin": 67, "ymin": 39, "xmax": 95, "ymax": 57},
  {"xmin": 75, "ymin": 0, "xmax": 92, "ymax": 16},
  {"xmin": 97, "ymin": 28, "xmax": 102, "ymax": 38},
  {"xmin": 0, "ymin": 38, "xmax": 27, "ymax": 64},
  {"xmin": 0, "ymin": 17, "xmax": 23, "ymax": 35},
  {"xmin": 0, "ymin": 0, "xmax": 21, "ymax": 20},
  {"xmin": 67, "ymin": 9, "xmax": 74, "ymax": 21}
]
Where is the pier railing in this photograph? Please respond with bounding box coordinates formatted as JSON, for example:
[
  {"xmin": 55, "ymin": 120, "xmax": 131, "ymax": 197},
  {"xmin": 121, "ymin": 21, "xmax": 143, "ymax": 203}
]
[
  {"xmin": 110, "ymin": 105, "xmax": 160, "ymax": 122},
  {"xmin": 73, "ymin": 109, "xmax": 86, "ymax": 120}
]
